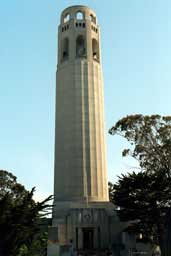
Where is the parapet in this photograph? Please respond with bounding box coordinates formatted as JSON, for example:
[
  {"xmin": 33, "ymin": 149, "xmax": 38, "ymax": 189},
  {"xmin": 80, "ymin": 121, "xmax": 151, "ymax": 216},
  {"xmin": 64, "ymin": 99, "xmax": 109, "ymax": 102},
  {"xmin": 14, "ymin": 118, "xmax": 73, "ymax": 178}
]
[{"xmin": 60, "ymin": 5, "xmax": 97, "ymax": 25}]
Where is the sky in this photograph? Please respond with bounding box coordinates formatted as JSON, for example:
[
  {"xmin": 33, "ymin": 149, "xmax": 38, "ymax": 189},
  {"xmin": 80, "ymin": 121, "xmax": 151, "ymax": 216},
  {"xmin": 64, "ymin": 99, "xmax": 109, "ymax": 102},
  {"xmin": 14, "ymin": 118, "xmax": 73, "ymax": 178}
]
[{"xmin": 0, "ymin": 0, "xmax": 171, "ymax": 201}]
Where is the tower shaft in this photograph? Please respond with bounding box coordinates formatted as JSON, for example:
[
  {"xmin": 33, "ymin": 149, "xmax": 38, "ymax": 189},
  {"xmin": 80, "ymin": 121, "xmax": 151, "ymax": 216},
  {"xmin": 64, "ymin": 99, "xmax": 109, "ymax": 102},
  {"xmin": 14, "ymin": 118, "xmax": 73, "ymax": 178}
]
[{"xmin": 54, "ymin": 6, "xmax": 108, "ymax": 204}]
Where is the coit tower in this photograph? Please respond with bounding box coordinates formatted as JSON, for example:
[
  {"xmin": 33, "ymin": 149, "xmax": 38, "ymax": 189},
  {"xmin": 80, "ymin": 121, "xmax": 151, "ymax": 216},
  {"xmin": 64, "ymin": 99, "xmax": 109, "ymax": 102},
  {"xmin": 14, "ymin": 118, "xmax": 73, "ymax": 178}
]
[
  {"xmin": 49, "ymin": 6, "xmax": 115, "ymax": 253},
  {"xmin": 54, "ymin": 6, "xmax": 108, "ymax": 204}
]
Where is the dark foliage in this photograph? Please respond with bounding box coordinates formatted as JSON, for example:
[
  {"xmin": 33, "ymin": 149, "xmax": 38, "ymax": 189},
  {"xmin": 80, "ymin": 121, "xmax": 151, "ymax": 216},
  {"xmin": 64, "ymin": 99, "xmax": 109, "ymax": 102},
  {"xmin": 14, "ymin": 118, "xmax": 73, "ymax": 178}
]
[
  {"xmin": 0, "ymin": 170, "xmax": 52, "ymax": 256},
  {"xmin": 109, "ymin": 171, "xmax": 171, "ymax": 246}
]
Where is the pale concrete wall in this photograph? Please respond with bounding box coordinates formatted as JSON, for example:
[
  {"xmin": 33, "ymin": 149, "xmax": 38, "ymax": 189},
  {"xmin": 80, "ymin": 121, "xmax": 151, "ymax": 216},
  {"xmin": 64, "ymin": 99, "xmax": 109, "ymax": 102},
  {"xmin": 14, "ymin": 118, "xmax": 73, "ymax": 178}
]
[
  {"xmin": 47, "ymin": 244, "xmax": 60, "ymax": 256},
  {"xmin": 54, "ymin": 5, "xmax": 108, "ymax": 203}
]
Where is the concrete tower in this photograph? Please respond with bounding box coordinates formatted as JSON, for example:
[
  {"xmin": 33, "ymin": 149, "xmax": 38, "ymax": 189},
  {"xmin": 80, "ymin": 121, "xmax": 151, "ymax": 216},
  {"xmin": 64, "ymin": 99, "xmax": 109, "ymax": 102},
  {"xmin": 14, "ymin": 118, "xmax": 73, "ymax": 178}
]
[
  {"xmin": 54, "ymin": 5, "xmax": 108, "ymax": 203},
  {"xmin": 48, "ymin": 6, "xmax": 117, "ymax": 255}
]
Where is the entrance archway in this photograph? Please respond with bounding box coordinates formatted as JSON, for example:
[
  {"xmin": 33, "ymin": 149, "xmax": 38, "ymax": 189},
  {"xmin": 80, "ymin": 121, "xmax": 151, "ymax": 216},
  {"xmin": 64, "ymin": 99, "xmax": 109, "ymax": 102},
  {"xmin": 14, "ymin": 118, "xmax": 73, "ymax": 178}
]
[{"xmin": 82, "ymin": 228, "xmax": 94, "ymax": 250}]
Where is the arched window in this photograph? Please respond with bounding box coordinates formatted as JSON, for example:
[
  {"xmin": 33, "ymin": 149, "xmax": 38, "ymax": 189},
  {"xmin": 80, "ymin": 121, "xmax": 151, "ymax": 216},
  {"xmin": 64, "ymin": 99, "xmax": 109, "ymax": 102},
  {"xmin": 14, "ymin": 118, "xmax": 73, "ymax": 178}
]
[
  {"xmin": 92, "ymin": 39, "xmax": 99, "ymax": 61},
  {"xmin": 76, "ymin": 11, "xmax": 84, "ymax": 20},
  {"xmin": 64, "ymin": 13, "xmax": 70, "ymax": 23},
  {"xmin": 76, "ymin": 35, "xmax": 86, "ymax": 57},
  {"xmin": 62, "ymin": 38, "xmax": 69, "ymax": 61},
  {"xmin": 90, "ymin": 14, "xmax": 96, "ymax": 24}
]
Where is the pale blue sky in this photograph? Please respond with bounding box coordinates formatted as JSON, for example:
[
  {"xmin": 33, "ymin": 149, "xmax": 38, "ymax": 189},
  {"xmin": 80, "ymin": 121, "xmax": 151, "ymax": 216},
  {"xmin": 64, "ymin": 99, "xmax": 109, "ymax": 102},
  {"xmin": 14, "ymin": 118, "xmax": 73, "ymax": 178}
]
[{"xmin": 0, "ymin": 0, "xmax": 170, "ymax": 200}]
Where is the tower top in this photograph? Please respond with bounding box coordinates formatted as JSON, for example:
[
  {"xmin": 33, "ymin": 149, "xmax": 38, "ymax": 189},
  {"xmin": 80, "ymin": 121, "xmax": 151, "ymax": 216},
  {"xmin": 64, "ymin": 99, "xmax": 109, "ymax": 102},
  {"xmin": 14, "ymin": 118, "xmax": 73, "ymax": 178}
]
[{"xmin": 60, "ymin": 5, "xmax": 97, "ymax": 25}]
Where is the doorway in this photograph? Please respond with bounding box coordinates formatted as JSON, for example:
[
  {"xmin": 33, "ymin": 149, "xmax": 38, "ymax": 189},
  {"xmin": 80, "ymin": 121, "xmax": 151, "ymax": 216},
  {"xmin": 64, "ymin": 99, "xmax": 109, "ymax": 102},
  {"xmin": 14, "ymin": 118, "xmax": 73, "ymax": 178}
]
[{"xmin": 82, "ymin": 228, "xmax": 94, "ymax": 250}]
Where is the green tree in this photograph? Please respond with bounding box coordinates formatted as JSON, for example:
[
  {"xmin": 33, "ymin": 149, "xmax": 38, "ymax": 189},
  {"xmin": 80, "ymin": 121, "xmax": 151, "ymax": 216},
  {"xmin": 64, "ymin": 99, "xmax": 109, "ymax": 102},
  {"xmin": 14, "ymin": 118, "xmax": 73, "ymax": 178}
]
[
  {"xmin": 109, "ymin": 114, "xmax": 171, "ymax": 176},
  {"xmin": 109, "ymin": 171, "xmax": 171, "ymax": 252},
  {"xmin": 0, "ymin": 170, "xmax": 52, "ymax": 256},
  {"xmin": 17, "ymin": 232, "xmax": 48, "ymax": 256},
  {"xmin": 109, "ymin": 114, "xmax": 171, "ymax": 256}
]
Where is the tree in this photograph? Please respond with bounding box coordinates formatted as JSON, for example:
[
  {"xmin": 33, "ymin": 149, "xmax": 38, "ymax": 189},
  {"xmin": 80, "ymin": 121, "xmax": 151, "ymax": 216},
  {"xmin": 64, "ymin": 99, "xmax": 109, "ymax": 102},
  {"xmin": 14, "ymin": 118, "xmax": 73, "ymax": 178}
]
[
  {"xmin": 109, "ymin": 114, "xmax": 171, "ymax": 256},
  {"xmin": 109, "ymin": 114, "xmax": 171, "ymax": 176},
  {"xmin": 0, "ymin": 170, "xmax": 52, "ymax": 256},
  {"xmin": 17, "ymin": 232, "xmax": 48, "ymax": 256},
  {"xmin": 110, "ymin": 171, "xmax": 171, "ymax": 251}
]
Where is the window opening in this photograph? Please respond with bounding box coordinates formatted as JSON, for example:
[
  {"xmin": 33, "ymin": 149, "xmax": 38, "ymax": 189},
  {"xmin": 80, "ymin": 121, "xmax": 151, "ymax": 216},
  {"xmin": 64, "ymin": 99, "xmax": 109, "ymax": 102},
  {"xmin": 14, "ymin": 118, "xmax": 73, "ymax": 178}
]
[
  {"xmin": 90, "ymin": 14, "xmax": 96, "ymax": 24},
  {"xmin": 92, "ymin": 39, "xmax": 99, "ymax": 61},
  {"xmin": 64, "ymin": 13, "xmax": 70, "ymax": 23},
  {"xmin": 90, "ymin": 14, "xmax": 93, "ymax": 22},
  {"xmin": 76, "ymin": 35, "xmax": 86, "ymax": 57},
  {"xmin": 76, "ymin": 11, "xmax": 84, "ymax": 20},
  {"xmin": 62, "ymin": 38, "xmax": 69, "ymax": 61}
]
